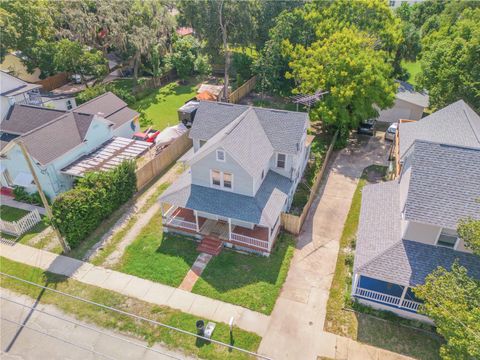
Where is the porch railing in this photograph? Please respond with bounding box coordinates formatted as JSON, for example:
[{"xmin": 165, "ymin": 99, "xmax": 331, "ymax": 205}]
[
  {"xmin": 165, "ymin": 217, "xmax": 197, "ymax": 231},
  {"xmin": 354, "ymin": 286, "xmax": 422, "ymax": 312},
  {"xmin": 230, "ymin": 232, "xmax": 269, "ymax": 251}
]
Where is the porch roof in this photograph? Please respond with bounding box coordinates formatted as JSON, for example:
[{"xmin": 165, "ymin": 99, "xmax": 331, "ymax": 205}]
[
  {"xmin": 355, "ymin": 180, "xmax": 480, "ymax": 287},
  {"xmin": 159, "ymin": 170, "xmax": 292, "ymax": 228}
]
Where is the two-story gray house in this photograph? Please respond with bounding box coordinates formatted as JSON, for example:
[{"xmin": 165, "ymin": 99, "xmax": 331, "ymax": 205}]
[
  {"xmin": 353, "ymin": 101, "xmax": 480, "ymax": 322},
  {"xmin": 159, "ymin": 101, "xmax": 311, "ymax": 255}
]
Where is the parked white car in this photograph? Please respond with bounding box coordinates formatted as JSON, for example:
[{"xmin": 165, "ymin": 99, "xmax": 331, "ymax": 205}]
[{"xmin": 385, "ymin": 122, "xmax": 398, "ymax": 141}]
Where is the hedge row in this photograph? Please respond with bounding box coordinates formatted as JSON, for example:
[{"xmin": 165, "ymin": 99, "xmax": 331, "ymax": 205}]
[{"xmin": 51, "ymin": 161, "xmax": 136, "ymax": 248}]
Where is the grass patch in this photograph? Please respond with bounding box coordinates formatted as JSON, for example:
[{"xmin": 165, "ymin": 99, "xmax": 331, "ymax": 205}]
[
  {"xmin": 0, "ymin": 205, "xmax": 49, "ymax": 246},
  {"xmin": 0, "ymin": 205, "xmax": 29, "ymax": 221},
  {"xmin": 192, "ymin": 233, "xmax": 295, "ymax": 315},
  {"xmin": 115, "ymin": 210, "xmax": 198, "ymax": 287},
  {"xmin": 133, "ymin": 81, "xmax": 198, "ymax": 130},
  {"xmin": 402, "ymin": 60, "xmax": 421, "ymax": 86},
  {"xmin": 324, "ymin": 165, "xmax": 442, "ymax": 359},
  {"xmin": 90, "ymin": 182, "xmax": 171, "ymax": 266},
  {"xmin": 0, "ymin": 257, "xmax": 261, "ymax": 359}
]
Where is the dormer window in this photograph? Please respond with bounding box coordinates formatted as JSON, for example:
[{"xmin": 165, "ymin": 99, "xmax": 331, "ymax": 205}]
[
  {"xmin": 276, "ymin": 153, "xmax": 286, "ymax": 169},
  {"xmin": 216, "ymin": 149, "xmax": 225, "ymax": 162},
  {"xmin": 436, "ymin": 228, "xmax": 458, "ymax": 249}
]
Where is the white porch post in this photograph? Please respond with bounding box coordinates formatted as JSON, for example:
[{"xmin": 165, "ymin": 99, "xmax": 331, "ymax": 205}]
[
  {"xmin": 352, "ymin": 273, "xmax": 360, "ymax": 296},
  {"xmin": 194, "ymin": 210, "xmax": 199, "ymax": 232},
  {"xmin": 398, "ymin": 285, "xmax": 408, "ymax": 308},
  {"xmin": 228, "ymin": 218, "xmax": 232, "ymax": 240}
]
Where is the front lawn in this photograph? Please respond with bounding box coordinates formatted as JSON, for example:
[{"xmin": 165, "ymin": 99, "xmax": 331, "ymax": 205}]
[
  {"xmin": 192, "ymin": 233, "xmax": 295, "ymax": 315},
  {"xmin": 0, "ymin": 205, "xmax": 48, "ymax": 245},
  {"xmin": 115, "ymin": 210, "xmax": 198, "ymax": 287},
  {"xmin": 0, "ymin": 205, "xmax": 29, "ymax": 221},
  {"xmin": 0, "ymin": 257, "xmax": 261, "ymax": 360},
  {"xmin": 324, "ymin": 165, "xmax": 442, "ymax": 360},
  {"xmin": 133, "ymin": 82, "xmax": 198, "ymax": 130},
  {"xmin": 402, "ymin": 60, "xmax": 421, "ymax": 86}
]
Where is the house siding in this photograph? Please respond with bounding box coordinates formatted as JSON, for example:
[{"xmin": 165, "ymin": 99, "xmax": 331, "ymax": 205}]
[
  {"xmin": 403, "ymin": 221, "xmax": 440, "ymax": 245},
  {"xmin": 190, "ymin": 147, "xmax": 254, "ymax": 196},
  {"xmin": 378, "ymin": 98, "xmax": 424, "ymax": 123},
  {"xmin": 113, "ymin": 119, "xmax": 137, "ymax": 138}
]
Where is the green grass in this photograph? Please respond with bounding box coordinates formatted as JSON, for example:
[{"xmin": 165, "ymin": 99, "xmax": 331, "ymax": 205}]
[
  {"xmin": 0, "ymin": 257, "xmax": 261, "ymax": 359},
  {"xmin": 115, "ymin": 211, "xmax": 199, "ymax": 287},
  {"xmin": 133, "ymin": 82, "xmax": 198, "ymax": 131},
  {"xmin": 192, "ymin": 234, "xmax": 295, "ymax": 315},
  {"xmin": 402, "ymin": 60, "xmax": 421, "ymax": 86},
  {"xmin": 0, "ymin": 205, "xmax": 29, "ymax": 221},
  {"xmin": 324, "ymin": 165, "xmax": 442, "ymax": 360}
]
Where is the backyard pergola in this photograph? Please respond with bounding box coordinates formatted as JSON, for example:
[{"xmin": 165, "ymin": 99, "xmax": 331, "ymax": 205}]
[{"xmin": 291, "ymin": 90, "xmax": 329, "ymax": 111}]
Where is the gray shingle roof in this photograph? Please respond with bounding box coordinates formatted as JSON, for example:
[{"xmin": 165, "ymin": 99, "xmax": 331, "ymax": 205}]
[
  {"xmin": 355, "ymin": 179, "xmax": 480, "ymax": 286},
  {"xmin": 403, "ymin": 141, "xmax": 480, "ymax": 229},
  {"xmin": 395, "ymin": 80, "xmax": 429, "ymax": 108},
  {"xmin": 399, "ymin": 100, "xmax": 480, "ymax": 158},
  {"xmin": 159, "ymin": 170, "xmax": 293, "ymax": 227},
  {"xmin": 1, "ymin": 104, "xmax": 67, "ymax": 135},
  {"xmin": 189, "ymin": 101, "xmax": 308, "ymax": 154}
]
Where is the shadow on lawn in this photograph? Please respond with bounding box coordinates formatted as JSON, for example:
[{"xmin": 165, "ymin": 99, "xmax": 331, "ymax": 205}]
[
  {"xmin": 197, "ymin": 234, "xmax": 294, "ymax": 292},
  {"xmin": 155, "ymin": 233, "xmax": 199, "ymax": 266}
]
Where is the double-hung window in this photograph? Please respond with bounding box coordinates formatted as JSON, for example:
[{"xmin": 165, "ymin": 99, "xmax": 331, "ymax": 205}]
[
  {"xmin": 436, "ymin": 228, "xmax": 458, "ymax": 249},
  {"xmin": 277, "ymin": 153, "xmax": 286, "ymax": 169},
  {"xmin": 211, "ymin": 170, "xmax": 233, "ymax": 190}
]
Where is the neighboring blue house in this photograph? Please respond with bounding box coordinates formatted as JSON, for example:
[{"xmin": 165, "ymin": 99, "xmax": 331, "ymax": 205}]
[
  {"xmin": 0, "ymin": 92, "xmax": 143, "ymax": 199},
  {"xmin": 353, "ymin": 100, "xmax": 480, "ymax": 322},
  {"xmin": 159, "ymin": 101, "xmax": 312, "ymax": 256}
]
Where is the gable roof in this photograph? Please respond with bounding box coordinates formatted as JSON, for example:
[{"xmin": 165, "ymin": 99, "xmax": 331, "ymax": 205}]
[
  {"xmin": 74, "ymin": 92, "xmax": 138, "ymax": 129},
  {"xmin": 395, "ymin": 80, "xmax": 429, "ymax": 108},
  {"xmin": 403, "ymin": 141, "xmax": 480, "ymax": 229},
  {"xmin": 189, "ymin": 108, "xmax": 274, "ymax": 178},
  {"xmin": 159, "ymin": 170, "xmax": 292, "ymax": 228},
  {"xmin": 0, "ymin": 70, "xmax": 42, "ymax": 96},
  {"xmin": 399, "ymin": 100, "xmax": 480, "ymax": 158},
  {"xmin": 354, "ymin": 178, "xmax": 480, "ymax": 286},
  {"xmin": 189, "ymin": 101, "xmax": 308, "ymax": 154},
  {"xmin": 1, "ymin": 104, "xmax": 67, "ymax": 135}
]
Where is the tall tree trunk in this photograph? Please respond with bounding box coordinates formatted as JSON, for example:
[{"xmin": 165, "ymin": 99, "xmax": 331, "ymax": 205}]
[
  {"xmin": 133, "ymin": 51, "xmax": 140, "ymax": 85},
  {"xmin": 219, "ymin": 0, "xmax": 229, "ymax": 102}
]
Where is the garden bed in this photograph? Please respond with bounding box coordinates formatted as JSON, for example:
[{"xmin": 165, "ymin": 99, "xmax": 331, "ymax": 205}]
[{"xmin": 324, "ymin": 165, "xmax": 442, "ymax": 360}]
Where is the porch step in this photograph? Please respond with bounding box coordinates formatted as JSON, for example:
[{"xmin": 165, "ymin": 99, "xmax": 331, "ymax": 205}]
[{"xmin": 197, "ymin": 236, "xmax": 223, "ymax": 256}]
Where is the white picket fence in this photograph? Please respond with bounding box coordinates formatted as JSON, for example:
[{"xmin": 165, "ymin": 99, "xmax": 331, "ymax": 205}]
[{"xmin": 0, "ymin": 209, "xmax": 42, "ymax": 237}]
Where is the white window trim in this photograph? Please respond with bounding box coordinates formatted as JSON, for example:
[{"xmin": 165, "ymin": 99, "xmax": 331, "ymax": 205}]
[
  {"xmin": 435, "ymin": 227, "xmax": 459, "ymax": 250},
  {"xmin": 216, "ymin": 149, "xmax": 226, "ymax": 162},
  {"xmin": 276, "ymin": 153, "xmax": 286, "ymax": 169},
  {"xmin": 210, "ymin": 169, "xmax": 233, "ymax": 191}
]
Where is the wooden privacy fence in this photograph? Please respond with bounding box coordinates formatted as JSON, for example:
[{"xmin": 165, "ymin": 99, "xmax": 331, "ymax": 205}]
[
  {"xmin": 281, "ymin": 131, "xmax": 339, "ymax": 235},
  {"xmin": 135, "ymin": 131, "xmax": 192, "ymax": 190},
  {"xmin": 228, "ymin": 76, "xmax": 257, "ymax": 104},
  {"xmin": 133, "ymin": 70, "xmax": 177, "ymax": 94},
  {"xmin": 0, "ymin": 209, "xmax": 42, "ymax": 237},
  {"xmin": 35, "ymin": 72, "xmax": 69, "ymax": 91}
]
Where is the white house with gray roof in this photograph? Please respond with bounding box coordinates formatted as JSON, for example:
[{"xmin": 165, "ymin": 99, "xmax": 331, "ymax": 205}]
[
  {"xmin": 353, "ymin": 101, "xmax": 480, "ymax": 322},
  {"xmin": 159, "ymin": 101, "xmax": 311, "ymax": 255},
  {"xmin": 0, "ymin": 92, "xmax": 143, "ymax": 199}
]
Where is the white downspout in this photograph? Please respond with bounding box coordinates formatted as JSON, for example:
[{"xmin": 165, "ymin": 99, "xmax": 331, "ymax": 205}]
[{"xmin": 398, "ymin": 286, "xmax": 408, "ymax": 308}]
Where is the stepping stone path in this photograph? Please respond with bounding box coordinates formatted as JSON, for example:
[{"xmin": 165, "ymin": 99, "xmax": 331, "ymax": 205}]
[{"xmin": 178, "ymin": 253, "xmax": 212, "ymax": 291}]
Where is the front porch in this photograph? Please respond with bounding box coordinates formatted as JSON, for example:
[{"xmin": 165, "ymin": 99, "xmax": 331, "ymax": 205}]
[
  {"xmin": 352, "ymin": 275, "xmax": 423, "ymax": 315},
  {"xmin": 162, "ymin": 206, "xmax": 279, "ymax": 254}
]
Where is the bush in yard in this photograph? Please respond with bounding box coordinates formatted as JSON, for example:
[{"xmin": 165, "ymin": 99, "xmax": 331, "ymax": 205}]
[
  {"xmin": 76, "ymin": 82, "xmax": 136, "ymax": 105},
  {"xmin": 51, "ymin": 161, "xmax": 136, "ymax": 248},
  {"xmin": 13, "ymin": 186, "xmax": 49, "ymax": 206}
]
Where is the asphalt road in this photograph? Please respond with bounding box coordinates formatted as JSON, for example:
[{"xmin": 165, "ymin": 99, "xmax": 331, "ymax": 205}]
[{"xmin": 0, "ymin": 289, "xmax": 193, "ymax": 360}]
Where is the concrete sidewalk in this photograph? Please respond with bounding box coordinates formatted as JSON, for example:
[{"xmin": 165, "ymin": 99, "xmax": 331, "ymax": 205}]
[{"xmin": 0, "ymin": 241, "xmax": 269, "ymax": 337}]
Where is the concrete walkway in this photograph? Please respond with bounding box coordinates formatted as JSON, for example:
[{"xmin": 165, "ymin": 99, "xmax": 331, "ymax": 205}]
[
  {"xmin": 0, "ymin": 241, "xmax": 269, "ymax": 337},
  {"xmin": 258, "ymin": 134, "xmax": 410, "ymax": 360},
  {"xmin": 0, "ymin": 196, "xmax": 46, "ymax": 215},
  {"xmin": 1, "ymin": 289, "xmax": 192, "ymax": 360},
  {"xmin": 179, "ymin": 253, "xmax": 212, "ymax": 291}
]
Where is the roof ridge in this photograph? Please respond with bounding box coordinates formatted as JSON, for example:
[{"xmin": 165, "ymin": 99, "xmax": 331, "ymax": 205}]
[
  {"xmin": 19, "ymin": 112, "xmax": 76, "ymax": 139},
  {"xmin": 462, "ymin": 102, "xmax": 480, "ymax": 144},
  {"xmin": 74, "ymin": 91, "xmax": 115, "ymax": 110}
]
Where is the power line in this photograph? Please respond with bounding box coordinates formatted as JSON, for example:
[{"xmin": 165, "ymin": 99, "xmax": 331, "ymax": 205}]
[
  {"xmin": 1, "ymin": 296, "xmax": 184, "ymax": 360},
  {"xmin": 1, "ymin": 317, "xmax": 116, "ymax": 360},
  {"xmin": 0, "ymin": 272, "xmax": 272, "ymax": 360}
]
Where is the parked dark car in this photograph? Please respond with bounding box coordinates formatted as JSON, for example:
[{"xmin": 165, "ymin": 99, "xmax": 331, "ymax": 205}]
[{"xmin": 358, "ymin": 118, "xmax": 377, "ymax": 136}]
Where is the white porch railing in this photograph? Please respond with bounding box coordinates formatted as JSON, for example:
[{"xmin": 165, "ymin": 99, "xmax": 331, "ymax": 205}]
[
  {"xmin": 0, "ymin": 209, "xmax": 42, "ymax": 237},
  {"xmin": 165, "ymin": 217, "xmax": 197, "ymax": 231},
  {"xmin": 230, "ymin": 232, "xmax": 270, "ymax": 251},
  {"xmin": 354, "ymin": 286, "xmax": 422, "ymax": 312}
]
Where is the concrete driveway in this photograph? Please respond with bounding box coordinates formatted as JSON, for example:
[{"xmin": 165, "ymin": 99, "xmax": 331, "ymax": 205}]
[{"xmin": 259, "ymin": 133, "xmax": 397, "ymax": 359}]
